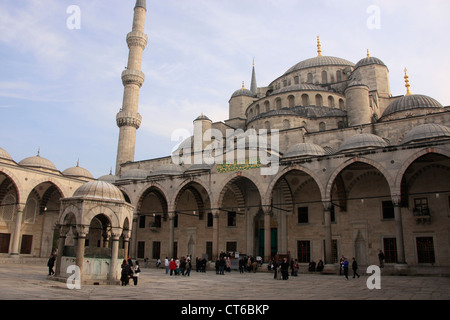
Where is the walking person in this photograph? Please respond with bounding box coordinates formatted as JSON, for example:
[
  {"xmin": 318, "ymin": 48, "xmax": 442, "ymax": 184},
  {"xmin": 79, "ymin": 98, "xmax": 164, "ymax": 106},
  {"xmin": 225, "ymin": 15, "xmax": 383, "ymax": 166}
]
[
  {"xmin": 280, "ymin": 258, "xmax": 289, "ymax": 280},
  {"xmin": 185, "ymin": 258, "xmax": 192, "ymax": 277},
  {"xmin": 165, "ymin": 257, "xmax": 169, "ymax": 274},
  {"xmin": 339, "ymin": 255, "xmax": 345, "ymax": 275},
  {"xmin": 352, "ymin": 257, "xmax": 360, "ymax": 279},
  {"xmin": 133, "ymin": 261, "xmax": 141, "ymax": 285},
  {"xmin": 378, "ymin": 250, "xmax": 385, "ymax": 268},
  {"xmin": 169, "ymin": 258, "xmax": 177, "ymax": 276},
  {"xmin": 121, "ymin": 259, "xmax": 132, "ymax": 286},
  {"xmin": 47, "ymin": 254, "xmax": 56, "ymax": 276},
  {"xmin": 342, "ymin": 257, "xmax": 349, "ymax": 280}
]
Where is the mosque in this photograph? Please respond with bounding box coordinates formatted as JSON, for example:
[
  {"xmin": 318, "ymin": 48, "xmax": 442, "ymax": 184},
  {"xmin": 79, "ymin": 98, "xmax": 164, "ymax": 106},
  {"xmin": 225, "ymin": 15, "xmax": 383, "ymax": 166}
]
[{"xmin": 1, "ymin": 0, "xmax": 449, "ymax": 281}]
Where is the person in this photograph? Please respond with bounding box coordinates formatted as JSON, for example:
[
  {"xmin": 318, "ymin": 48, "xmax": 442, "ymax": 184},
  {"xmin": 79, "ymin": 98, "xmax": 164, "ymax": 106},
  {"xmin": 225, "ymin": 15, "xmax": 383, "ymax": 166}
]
[
  {"xmin": 169, "ymin": 258, "xmax": 177, "ymax": 276},
  {"xmin": 219, "ymin": 257, "xmax": 225, "ymax": 275},
  {"xmin": 308, "ymin": 260, "xmax": 316, "ymax": 272},
  {"xmin": 239, "ymin": 257, "xmax": 245, "ymax": 274},
  {"xmin": 339, "ymin": 255, "xmax": 345, "ymax": 275},
  {"xmin": 133, "ymin": 261, "xmax": 141, "ymax": 285},
  {"xmin": 280, "ymin": 258, "xmax": 289, "ymax": 280},
  {"xmin": 156, "ymin": 258, "xmax": 161, "ymax": 268},
  {"xmin": 121, "ymin": 259, "xmax": 132, "ymax": 286},
  {"xmin": 185, "ymin": 258, "xmax": 192, "ymax": 277},
  {"xmin": 47, "ymin": 254, "xmax": 56, "ymax": 276},
  {"xmin": 316, "ymin": 259, "xmax": 324, "ymax": 272},
  {"xmin": 342, "ymin": 258, "xmax": 349, "ymax": 280},
  {"xmin": 352, "ymin": 257, "xmax": 360, "ymax": 279},
  {"xmin": 215, "ymin": 259, "xmax": 220, "ymax": 274},
  {"xmin": 378, "ymin": 250, "xmax": 385, "ymax": 268},
  {"xmin": 180, "ymin": 258, "xmax": 186, "ymax": 276},
  {"xmin": 164, "ymin": 257, "xmax": 169, "ymax": 274}
]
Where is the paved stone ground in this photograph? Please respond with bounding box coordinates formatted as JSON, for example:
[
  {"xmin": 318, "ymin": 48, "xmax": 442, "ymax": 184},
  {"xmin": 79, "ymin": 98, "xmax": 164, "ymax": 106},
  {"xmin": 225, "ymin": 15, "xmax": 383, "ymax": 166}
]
[{"xmin": 0, "ymin": 263, "xmax": 449, "ymax": 301}]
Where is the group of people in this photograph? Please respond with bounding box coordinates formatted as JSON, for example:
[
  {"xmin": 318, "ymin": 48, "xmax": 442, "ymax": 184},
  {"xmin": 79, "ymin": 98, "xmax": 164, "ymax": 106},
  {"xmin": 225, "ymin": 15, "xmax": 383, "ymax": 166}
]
[
  {"xmin": 339, "ymin": 256, "xmax": 360, "ymax": 280},
  {"xmin": 121, "ymin": 258, "xmax": 141, "ymax": 286},
  {"xmin": 164, "ymin": 257, "xmax": 192, "ymax": 276}
]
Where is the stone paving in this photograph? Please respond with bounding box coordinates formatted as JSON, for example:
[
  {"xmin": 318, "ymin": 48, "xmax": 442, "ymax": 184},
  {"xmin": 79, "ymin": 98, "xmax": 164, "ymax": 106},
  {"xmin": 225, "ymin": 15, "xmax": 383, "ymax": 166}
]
[{"xmin": 0, "ymin": 263, "xmax": 449, "ymax": 301}]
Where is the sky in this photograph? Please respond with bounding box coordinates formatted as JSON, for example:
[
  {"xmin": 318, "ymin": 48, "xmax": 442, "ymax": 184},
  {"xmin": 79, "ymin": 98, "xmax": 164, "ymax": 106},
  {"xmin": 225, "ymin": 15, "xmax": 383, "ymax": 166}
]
[{"xmin": 0, "ymin": 0, "xmax": 449, "ymax": 179}]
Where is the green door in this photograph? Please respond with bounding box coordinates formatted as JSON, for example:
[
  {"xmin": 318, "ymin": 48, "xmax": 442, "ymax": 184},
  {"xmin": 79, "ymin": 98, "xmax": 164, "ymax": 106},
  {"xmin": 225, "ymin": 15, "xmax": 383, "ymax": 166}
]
[{"xmin": 259, "ymin": 228, "xmax": 278, "ymax": 258}]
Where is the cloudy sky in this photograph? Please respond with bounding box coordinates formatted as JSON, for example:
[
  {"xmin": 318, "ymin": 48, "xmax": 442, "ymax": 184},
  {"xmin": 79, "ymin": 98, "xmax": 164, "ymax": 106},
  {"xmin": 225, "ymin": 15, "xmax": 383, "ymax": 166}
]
[{"xmin": 0, "ymin": 0, "xmax": 449, "ymax": 178}]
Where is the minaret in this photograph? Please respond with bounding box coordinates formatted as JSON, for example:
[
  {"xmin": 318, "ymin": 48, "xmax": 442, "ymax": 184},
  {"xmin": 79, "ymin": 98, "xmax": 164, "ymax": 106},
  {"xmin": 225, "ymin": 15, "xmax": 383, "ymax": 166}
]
[
  {"xmin": 115, "ymin": 0, "xmax": 148, "ymax": 175},
  {"xmin": 250, "ymin": 58, "xmax": 257, "ymax": 95}
]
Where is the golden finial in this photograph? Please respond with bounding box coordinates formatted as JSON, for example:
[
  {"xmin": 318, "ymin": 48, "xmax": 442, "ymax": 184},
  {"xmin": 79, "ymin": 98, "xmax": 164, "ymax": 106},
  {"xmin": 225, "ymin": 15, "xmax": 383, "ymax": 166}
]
[
  {"xmin": 317, "ymin": 36, "xmax": 322, "ymax": 57},
  {"xmin": 253, "ymin": 57, "xmax": 255, "ymax": 67},
  {"xmin": 242, "ymin": 81, "xmax": 245, "ymax": 89},
  {"xmin": 367, "ymin": 49, "xmax": 370, "ymax": 58},
  {"xmin": 404, "ymin": 68, "xmax": 412, "ymax": 96}
]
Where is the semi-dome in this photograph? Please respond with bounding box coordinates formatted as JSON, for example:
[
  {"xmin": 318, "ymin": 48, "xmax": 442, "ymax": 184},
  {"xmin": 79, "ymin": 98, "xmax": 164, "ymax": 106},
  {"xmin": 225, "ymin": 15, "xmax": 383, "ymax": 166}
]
[
  {"xmin": 0, "ymin": 147, "xmax": 13, "ymax": 161},
  {"xmin": 338, "ymin": 133, "xmax": 388, "ymax": 152},
  {"xmin": 382, "ymin": 94, "xmax": 443, "ymax": 118},
  {"xmin": 354, "ymin": 56, "xmax": 387, "ymax": 70},
  {"xmin": 72, "ymin": 180, "xmax": 125, "ymax": 202},
  {"xmin": 63, "ymin": 163, "xmax": 94, "ymax": 180},
  {"xmin": 284, "ymin": 56, "xmax": 355, "ymax": 75},
  {"xmin": 19, "ymin": 152, "xmax": 58, "ymax": 171},
  {"xmin": 283, "ymin": 143, "xmax": 326, "ymax": 158},
  {"xmin": 402, "ymin": 124, "xmax": 450, "ymax": 144}
]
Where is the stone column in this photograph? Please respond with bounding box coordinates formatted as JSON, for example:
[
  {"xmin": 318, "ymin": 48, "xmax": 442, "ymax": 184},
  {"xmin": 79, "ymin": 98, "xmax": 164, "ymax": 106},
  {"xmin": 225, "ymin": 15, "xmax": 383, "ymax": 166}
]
[
  {"xmin": 75, "ymin": 226, "xmax": 88, "ymax": 282},
  {"xmin": 129, "ymin": 212, "xmax": 139, "ymax": 258},
  {"xmin": 123, "ymin": 230, "xmax": 131, "ymax": 260},
  {"xmin": 168, "ymin": 214, "xmax": 175, "ymax": 259},
  {"xmin": 212, "ymin": 210, "xmax": 220, "ymax": 260},
  {"xmin": 263, "ymin": 206, "xmax": 272, "ymax": 262},
  {"xmin": 109, "ymin": 231, "xmax": 121, "ymax": 282},
  {"xmin": 323, "ymin": 201, "xmax": 333, "ymax": 264},
  {"xmin": 55, "ymin": 225, "xmax": 69, "ymax": 277},
  {"xmin": 392, "ymin": 196, "xmax": 406, "ymax": 264},
  {"xmin": 10, "ymin": 204, "xmax": 24, "ymax": 256}
]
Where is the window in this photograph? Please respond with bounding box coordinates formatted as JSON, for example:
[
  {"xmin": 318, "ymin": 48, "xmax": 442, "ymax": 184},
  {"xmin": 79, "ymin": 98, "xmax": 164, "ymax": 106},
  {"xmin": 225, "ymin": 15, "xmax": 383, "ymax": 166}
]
[
  {"xmin": 264, "ymin": 101, "xmax": 270, "ymax": 112},
  {"xmin": 302, "ymin": 94, "xmax": 310, "ymax": 106},
  {"xmin": 288, "ymin": 95, "xmax": 295, "ymax": 108},
  {"xmin": 276, "ymin": 98, "xmax": 282, "ymax": 110},
  {"xmin": 298, "ymin": 207, "xmax": 309, "ymax": 224},
  {"xmin": 328, "ymin": 96, "xmax": 335, "ymax": 108},
  {"xmin": 297, "ymin": 241, "xmax": 311, "ymax": 263},
  {"xmin": 139, "ymin": 215, "xmax": 146, "ymax": 228},
  {"xmin": 307, "ymin": 73, "xmax": 313, "ymax": 84},
  {"xmin": 152, "ymin": 241, "xmax": 161, "ymax": 260},
  {"xmin": 382, "ymin": 201, "xmax": 395, "ymax": 219},
  {"xmin": 383, "ymin": 238, "xmax": 397, "ymax": 263},
  {"xmin": 1, "ymin": 195, "xmax": 15, "ymax": 221},
  {"xmin": 283, "ymin": 119, "xmax": 291, "ymax": 129},
  {"xmin": 336, "ymin": 70, "xmax": 342, "ymax": 82},
  {"xmin": 153, "ymin": 215, "xmax": 162, "ymax": 228},
  {"xmin": 322, "ymin": 70, "xmax": 328, "ymax": 84},
  {"xmin": 416, "ymin": 237, "xmax": 435, "ymax": 263},
  {"xmin": 137, "ymin": 241, "xmax": 145, "ymax": 259},
  {"xmin": 173, "ymin": 213, "xmax": 178, "ymax": 228},
  {"xmin": 414, "ymin": 198, "xmax": 429, "ymax": 216},
  {"xmin": 20, "ymin": 235, "xmax": 33, "ymax": 254},
  {"xmin": 323, "ymin": 239, "xmax": 338, "ymax": 263},
  {"xmin": 24, "ymin": 198, "xmax": 37, "ymax": 224},
  {"xmin": 319, "ymin": 122, "xmax": 326, "ymax": 132},
  {"xmin": 0, "ymin": 234, "xmax": 11, "ymax": 254},
  {"xmin": 315, "ymin": 94, "xmax": 323, "ymax": 107},
  {"xmin": 206, "ymin": 242, "xmax": 213, "ymax": 260},
  {"xmin": 207, "ymin": 212, "xmax": 213, "ymax": 227},
  {"xmin": 227, "ymin": 211, "xmax": 237, "ymax": 227},
  {"xmin": 226, "ymin": 241, "xmax": 237, "ymax": 253},
  {"xmin": 294, "ymin": 76, "xmax": 299, "ymax": 84}
]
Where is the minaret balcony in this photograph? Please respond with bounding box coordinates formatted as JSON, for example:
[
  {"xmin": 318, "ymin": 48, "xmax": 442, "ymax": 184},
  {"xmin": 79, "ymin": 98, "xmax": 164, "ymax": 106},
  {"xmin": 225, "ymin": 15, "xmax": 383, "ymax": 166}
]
[
  {"xmin": 126, "ymin": 31, "xmax": 148, "ymax": 49},
  {"xmin": 121, "ymin": 69, "xmax": 145, "ymax": 88},
  {"xmin": 116, "ymin": 110, "xmax": 142, "ymax": 129}
]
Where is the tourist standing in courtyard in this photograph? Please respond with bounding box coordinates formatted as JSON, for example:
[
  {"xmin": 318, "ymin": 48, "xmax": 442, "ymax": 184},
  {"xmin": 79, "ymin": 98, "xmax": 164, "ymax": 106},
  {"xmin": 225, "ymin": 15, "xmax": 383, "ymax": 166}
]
[
  {"xmin": 352, "ymin": 257, "xmax": 360, "ymax": 279},
  {"xmin": 165, "ymin": 257, "xmax": 169, "ymax": 274},
  {"xmin": 133, "ymin": 261, "xmax": 141, "ymax": 285},
  {"xmin": 342, "ymin": 258, "xmax": 349, "ymax": 280}
]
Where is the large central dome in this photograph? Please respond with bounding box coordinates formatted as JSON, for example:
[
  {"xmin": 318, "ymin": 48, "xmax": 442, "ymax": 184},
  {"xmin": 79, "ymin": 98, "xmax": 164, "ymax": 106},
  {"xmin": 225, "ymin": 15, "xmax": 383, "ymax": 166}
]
[{"xmin": 284, "ymin": 56, "xmax": 355, "ymax": 75}]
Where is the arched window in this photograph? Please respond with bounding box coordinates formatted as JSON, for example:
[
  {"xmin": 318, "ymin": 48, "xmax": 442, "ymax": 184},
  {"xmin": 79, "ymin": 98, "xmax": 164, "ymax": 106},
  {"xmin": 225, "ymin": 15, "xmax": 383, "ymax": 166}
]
[
  {"xmin": 1, "ymin": 194, "xmax": 16, "ymax": 221},
  {"xmin": 301, "ymin": 94, "xmax": 309, "ymax": 106},
  {"xmin": 288, "ymin": 95, "xmax": 295, "ymax": 108},
  {"xmin": 322, "ymin": 71, "xmax": 328, "ymax": 84},
  {"xmin": 338, "ymin": 121, "xmax": 345, "ymax": 129},
  {"xmin": 336, "ymin": 70, "xmax": 342, "ymax": 82},
  {"xmin": 276, "ymin": 98, "xmax": 282, "ymax": 110},
  {"xmin": 264, "ymin": 121, "xmax": 271, "ymax": 130},
  {"xmin": 328, "ymin": 96, "xmax": 335, "ymax": 108},
  {"xmin": 24, "ymin": 198, "xmax": 37, "ymax": 224},
  {"xmin": 294, "ymin": 76, "xmax": 299, "ymax": 84},
  {"xmin": 307, "ymin": 73, "xmax": 313, "ymax": 84},
  {"xmin": 249, "ymin": 109, "xmax": 253, "ymax": 119},
  {"xmin": 319, "ymin": 122, "xmax": 326, "ymax": 132},
  {"xmin": 315, "ymin": 94, "xmax": 323, "ymax": 107},
  {"xmin": 255, "ymin": 104, "xmax": 260, "ymax": 115},
  {"xmin": 264, "ymin": 101, "xmax": 270, "ymax": 112},
  {"xmin": 339, "ymin": 99, "xmax": 345, "ymax": 110},
  {"xmin": 283, "ymin": 119, "xmax": 291, "ymax": 129}
]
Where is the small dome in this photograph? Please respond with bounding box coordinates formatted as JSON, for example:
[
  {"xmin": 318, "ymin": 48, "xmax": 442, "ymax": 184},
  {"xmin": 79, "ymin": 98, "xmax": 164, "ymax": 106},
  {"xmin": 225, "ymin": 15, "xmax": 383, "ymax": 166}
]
[
  {"xmin": 231, "ymin": 83, "xmax": 256, "ymax": 99},
  {"xmin": 354, "ymin": 56, "xmax": 387, "ymax": 70},
  {"xmin": 402, "ymin": 124, "xmax": 450, "ymax": 144},
  {"xmin": 382, "ymin": 94, "xmax": 443, "ymax": 118},
  {"xmin": 338, "ymin": 133, "xmax": 388, "ymax": 152},
  {"xmin": 149, "ymin": 163, "xmax": 184, "ymax": 176},
  {"xmin": 98, "ymin": 172, "xmax": 118, "ymax": 183},
  {"xmin": 284, "ymin": 56, "xmax": 355, "ymax": 75},
  {"xmin": 72, "ymin": 181, "xmax": 125, "ymax": 202},
  {"xmin": 0, "ymin": 147, "xmax": 13, "ymax": 161},
  {"xmin": 19, "ymin": 153, "xmax": 57, "ymax": 171},
  {"xmin": 63, "ymin": 164, "xmax": 94, "ymax": 180},
  {"xmin": 120, "ymin": 168, "xmax": 149, "ymax": 180},
  {"xmin": 283, "ymin": 143, "xmax": 326, "ymax": 158},
  {"xmin": 194, "ymin": 114, "xmax": 211, "ymax": 122}
]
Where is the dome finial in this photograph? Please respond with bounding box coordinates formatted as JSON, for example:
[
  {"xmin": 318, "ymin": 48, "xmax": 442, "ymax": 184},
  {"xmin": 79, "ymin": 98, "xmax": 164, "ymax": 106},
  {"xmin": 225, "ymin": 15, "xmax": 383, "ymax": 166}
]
[
  {"xmin": 37, "ymin": 147, "xmax": 40, "ymax": 157},
  {"xmin": 317, "ymin": 36, "xmax": 322, "ymax": 57},
  {"xmin": 367, "ymin": 49, "xmax": 370, "ymax": 58},
  {"xmin": 242, "ymin": 81, "xmax": 245, "ymax": 89},
  {"xmin": 404, "ymin": 68, "xmax": 412, "ymax": 96}
]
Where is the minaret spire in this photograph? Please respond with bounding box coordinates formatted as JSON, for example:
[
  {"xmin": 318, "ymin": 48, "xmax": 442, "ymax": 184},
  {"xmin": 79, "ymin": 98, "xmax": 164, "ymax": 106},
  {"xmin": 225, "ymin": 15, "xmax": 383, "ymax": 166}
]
[
  {"xmin": 115, "ymin": 1, "xmax": 148, "ymax": 175},
  {"xmin": 404, "ymin": 68, "xmax": 412, "ymax": 96},
  {"xmin": 250, "ymin": 57, "xmax": 257, "ymax": 95}
]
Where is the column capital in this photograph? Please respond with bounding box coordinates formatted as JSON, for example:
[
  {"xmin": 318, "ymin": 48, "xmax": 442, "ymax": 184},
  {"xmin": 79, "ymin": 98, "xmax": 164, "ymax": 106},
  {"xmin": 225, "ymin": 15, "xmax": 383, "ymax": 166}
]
[
  {"xmin": 391, "ymin": 195, "xmax": 402, "ymax": 206},
  {"xmin": 322, "ymin": 201, "xmax": 332, "ymax": 211}
]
